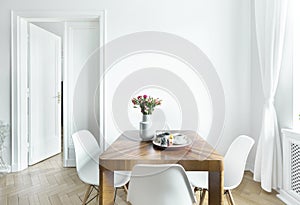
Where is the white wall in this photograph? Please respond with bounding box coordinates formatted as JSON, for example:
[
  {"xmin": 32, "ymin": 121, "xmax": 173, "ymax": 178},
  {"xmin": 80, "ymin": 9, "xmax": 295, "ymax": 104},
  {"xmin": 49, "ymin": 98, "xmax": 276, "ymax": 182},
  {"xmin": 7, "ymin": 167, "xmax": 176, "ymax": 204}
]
[
  {"xmin": 0, "ymin": 0, "xmax": 251, "ymax": 168},
  {"xmin": 250, "ymin": 0, "xmax": 263, "ymax": 171}
]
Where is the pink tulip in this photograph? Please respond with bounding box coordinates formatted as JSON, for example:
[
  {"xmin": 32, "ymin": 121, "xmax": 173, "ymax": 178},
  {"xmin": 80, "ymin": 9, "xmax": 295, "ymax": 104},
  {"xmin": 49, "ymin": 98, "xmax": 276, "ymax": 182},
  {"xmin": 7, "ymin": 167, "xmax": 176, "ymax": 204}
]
[{"xmin": 132, "ymin": 95, "xmax": 162, "ymax": 114}]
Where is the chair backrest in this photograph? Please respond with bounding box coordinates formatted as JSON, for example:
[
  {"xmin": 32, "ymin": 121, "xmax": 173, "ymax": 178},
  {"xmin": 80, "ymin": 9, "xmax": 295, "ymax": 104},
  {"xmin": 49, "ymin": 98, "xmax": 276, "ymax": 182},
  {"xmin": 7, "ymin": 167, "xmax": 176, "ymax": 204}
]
[
  {"xmin": 72, "ymin": 130, "xmax": 100, "ymax": 173},
  {"xmin": 224, "ymin": 135, "xmax": 254, "ymax": 189},
  {"xmin": 127, "ymin": 164, "xmax": 196, "ymax": 205}
]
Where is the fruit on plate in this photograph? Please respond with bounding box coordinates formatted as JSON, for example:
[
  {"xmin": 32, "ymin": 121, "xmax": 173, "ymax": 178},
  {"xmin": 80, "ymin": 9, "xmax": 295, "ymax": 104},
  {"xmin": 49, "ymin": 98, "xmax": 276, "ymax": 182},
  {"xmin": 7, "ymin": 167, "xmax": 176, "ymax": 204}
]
[{"xmin": 169, "ymin": 134, "xmax": 173, "ymax": 144}]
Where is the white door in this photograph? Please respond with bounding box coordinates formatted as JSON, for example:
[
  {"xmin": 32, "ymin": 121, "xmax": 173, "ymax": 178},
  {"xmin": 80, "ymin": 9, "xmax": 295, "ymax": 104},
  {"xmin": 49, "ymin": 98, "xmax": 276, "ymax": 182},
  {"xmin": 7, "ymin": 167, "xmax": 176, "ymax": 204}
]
[{"xmin": 28, "ymin": 23, "xmax": 62, "ymax": 165}]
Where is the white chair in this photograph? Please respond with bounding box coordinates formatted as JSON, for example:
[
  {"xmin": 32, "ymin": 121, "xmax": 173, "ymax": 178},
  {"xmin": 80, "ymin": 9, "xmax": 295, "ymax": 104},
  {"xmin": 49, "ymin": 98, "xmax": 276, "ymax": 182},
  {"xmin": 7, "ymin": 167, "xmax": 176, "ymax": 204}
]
[
  {"xmin": 187, "ymin": 135, "xmax": 254, "ymax": 205},
  {"xmin": 72, "ymin": 130, "xmax": 130, "ymax": 204},
  {"xmin": 127, "ymin": 164, "xmax": 196, "ymax": 205}
]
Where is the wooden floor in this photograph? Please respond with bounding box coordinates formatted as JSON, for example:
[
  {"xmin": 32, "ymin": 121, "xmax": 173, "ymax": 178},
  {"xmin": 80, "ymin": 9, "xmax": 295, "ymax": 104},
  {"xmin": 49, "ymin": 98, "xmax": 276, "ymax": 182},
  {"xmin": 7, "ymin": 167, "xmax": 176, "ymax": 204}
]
[{"xmin": 0, "ymin": 154, "xmax": 285, "ymax": 205}]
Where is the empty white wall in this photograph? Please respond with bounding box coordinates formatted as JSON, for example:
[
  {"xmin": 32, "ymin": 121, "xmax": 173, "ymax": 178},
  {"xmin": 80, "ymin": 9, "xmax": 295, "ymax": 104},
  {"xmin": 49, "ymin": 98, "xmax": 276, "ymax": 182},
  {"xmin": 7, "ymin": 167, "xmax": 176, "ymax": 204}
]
[
  {"xmin": 250, "ymin": 5, "xmax": 263, "ymax": 171},
  {"xmin": 0, "ymin": 0, "xmax": 251, "ymax": 168}
]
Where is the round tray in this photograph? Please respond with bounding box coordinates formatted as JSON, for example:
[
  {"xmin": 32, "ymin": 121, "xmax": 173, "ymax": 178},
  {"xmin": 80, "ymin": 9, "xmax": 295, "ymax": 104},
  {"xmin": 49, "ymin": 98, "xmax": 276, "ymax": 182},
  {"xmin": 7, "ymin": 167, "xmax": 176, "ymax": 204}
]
[{"xmin": 152, "ymin": 136, "xmax": 192, "ymax": 150}]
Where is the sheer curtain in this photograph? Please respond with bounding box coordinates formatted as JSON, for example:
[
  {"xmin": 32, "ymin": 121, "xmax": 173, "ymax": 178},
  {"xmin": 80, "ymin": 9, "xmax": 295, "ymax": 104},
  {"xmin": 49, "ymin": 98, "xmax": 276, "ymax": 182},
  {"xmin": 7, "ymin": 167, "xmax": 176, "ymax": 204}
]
[{"xmin": 253, "ymin": 0, "xmax": 288, "ymax": 192}]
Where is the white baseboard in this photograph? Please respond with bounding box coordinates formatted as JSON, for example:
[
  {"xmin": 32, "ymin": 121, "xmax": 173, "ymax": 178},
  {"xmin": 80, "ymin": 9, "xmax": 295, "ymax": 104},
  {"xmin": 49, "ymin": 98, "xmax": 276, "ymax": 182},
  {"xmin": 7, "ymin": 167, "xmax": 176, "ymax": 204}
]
[
  {"xmin": 65, "ymin": 159, "xmax": 75, "ymax": 167},
  {"xmin": 244, "ymin": 169, "xmax": 286, "ymax": 204},
  {"xmin": 0, "ymin": 165, "xmax": 11, "ymax": 173},
  {"xmin": 11, "ymin": 163, "xmax": 21, "ymax": 172},
  {"xmin": 278, "ymin": 190, "xmax": 300, "ymax": 205}
]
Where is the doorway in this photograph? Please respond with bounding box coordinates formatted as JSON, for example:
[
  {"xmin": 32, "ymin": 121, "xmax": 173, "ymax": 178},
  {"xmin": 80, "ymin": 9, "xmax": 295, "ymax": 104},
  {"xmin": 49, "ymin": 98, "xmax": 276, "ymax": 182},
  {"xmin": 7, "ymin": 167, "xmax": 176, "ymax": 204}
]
[{"xmin": 11, "ymin": 11, "xmax": 105, "ymax": 171}]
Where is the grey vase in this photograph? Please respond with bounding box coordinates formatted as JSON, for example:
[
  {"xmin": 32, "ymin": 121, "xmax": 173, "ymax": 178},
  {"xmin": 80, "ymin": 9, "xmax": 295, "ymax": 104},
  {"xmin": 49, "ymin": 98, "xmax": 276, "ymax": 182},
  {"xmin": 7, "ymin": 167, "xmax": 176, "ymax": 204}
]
[{"xmin": 139, "ymin": 115, "xmax": 154, "ymax": 141}]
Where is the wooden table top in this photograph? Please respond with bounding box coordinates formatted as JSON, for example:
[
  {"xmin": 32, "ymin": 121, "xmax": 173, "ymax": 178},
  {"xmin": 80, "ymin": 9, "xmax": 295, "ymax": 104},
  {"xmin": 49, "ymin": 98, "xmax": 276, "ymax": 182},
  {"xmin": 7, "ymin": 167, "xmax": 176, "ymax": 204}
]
[{"xmin": 99, "ymin": 130, "xmax": 223, "ymax": 172}]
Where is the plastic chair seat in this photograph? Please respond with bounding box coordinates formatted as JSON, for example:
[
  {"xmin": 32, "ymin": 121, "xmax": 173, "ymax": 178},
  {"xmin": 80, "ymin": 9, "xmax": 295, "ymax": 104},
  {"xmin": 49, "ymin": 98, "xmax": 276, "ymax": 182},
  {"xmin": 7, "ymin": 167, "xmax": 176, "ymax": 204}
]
[
  {"xmin": 72, "ymin": 130, "xmax": 131, "ymax": 204},
  {"xmin": 127, "ymin": 164, "xmax": 196, "ymax": 205},
  {"xmin": 186, "ymin": 135, "xmax": 254, "ymax": 205}
]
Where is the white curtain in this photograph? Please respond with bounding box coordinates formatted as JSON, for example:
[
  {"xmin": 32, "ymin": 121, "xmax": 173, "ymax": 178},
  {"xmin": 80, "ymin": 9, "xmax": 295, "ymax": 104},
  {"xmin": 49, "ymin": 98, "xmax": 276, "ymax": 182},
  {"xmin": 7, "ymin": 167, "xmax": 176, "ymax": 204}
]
[{"xmin": 253, "ymin": 0, "xmax": 288, "ymax": 192}]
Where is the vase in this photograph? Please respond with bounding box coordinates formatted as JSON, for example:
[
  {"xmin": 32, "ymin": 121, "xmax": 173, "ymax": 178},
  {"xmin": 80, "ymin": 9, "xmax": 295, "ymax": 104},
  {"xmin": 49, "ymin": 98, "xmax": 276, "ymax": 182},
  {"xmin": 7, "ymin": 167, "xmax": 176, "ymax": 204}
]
[{"xmin": 139, "ymin": 115, "xmax": 154, "ymax": 141}]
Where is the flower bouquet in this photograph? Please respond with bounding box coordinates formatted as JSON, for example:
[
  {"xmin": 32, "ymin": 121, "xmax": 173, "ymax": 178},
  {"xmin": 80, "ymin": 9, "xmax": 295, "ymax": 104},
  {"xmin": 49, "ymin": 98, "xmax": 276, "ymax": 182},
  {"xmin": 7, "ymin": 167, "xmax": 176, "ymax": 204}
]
[{"xmin": 131, "ymin": 95, "xmax": 162, "ymax": 115}]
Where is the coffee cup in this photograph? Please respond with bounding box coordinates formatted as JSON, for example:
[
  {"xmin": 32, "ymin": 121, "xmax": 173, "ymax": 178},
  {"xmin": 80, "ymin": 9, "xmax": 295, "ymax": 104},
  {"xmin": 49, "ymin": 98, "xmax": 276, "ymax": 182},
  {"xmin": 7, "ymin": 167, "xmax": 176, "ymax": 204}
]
[{"xmin": 173, "ymin": 134, "xmax": 186, "ymax": 144}]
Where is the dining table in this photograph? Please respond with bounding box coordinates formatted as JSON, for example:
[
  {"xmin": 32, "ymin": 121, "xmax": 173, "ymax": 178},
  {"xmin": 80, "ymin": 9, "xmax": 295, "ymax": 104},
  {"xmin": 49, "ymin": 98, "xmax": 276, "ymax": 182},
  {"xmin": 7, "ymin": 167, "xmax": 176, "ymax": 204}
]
[{"xmin": 99, "ymin": 130, "xmax": 224, "ymax": 205}]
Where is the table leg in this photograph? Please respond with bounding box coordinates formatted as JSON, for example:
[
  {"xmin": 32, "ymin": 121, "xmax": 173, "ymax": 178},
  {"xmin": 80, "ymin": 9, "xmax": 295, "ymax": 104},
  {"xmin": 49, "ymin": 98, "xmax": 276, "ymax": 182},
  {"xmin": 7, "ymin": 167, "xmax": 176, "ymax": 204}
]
[
  {"xmin": 208, "ymin": 171, "xmax": 224, "ymax": 205},
  {"xmin": 99, "ymin": 166, "xmax": 114, "ymax": 205}
]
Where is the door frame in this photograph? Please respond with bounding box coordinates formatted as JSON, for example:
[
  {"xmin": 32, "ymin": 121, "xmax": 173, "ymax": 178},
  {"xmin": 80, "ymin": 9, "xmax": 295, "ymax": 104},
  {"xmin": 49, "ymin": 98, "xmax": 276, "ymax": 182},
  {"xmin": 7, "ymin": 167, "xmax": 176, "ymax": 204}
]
[{"xmin": 11, "ymin": 10, "xmax": 105, "ymax": 171}]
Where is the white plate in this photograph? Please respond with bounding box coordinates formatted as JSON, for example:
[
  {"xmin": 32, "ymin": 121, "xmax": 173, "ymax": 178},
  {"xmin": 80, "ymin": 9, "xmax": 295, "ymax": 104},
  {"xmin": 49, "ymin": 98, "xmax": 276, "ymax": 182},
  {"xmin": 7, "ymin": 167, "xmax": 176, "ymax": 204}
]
[{"xmin": 152, "ymin": 135, "xmax": 192, "ymax": 149}]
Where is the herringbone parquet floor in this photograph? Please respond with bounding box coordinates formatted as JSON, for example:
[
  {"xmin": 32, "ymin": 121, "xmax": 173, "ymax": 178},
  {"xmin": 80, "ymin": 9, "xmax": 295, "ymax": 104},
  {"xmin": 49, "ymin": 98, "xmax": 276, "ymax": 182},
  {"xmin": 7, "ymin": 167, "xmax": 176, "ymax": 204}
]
[{"xmin": 0, "ymin": 153, "xmax": 284, "ymax": 205}]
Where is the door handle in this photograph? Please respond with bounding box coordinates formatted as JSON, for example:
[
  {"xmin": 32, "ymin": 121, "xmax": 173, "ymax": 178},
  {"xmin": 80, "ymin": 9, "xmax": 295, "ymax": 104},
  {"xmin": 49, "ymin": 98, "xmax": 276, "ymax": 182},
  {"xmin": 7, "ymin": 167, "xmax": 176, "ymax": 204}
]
[{"xmin": 53, "ymin": 92, "xmax": 61, "ymax": 104}]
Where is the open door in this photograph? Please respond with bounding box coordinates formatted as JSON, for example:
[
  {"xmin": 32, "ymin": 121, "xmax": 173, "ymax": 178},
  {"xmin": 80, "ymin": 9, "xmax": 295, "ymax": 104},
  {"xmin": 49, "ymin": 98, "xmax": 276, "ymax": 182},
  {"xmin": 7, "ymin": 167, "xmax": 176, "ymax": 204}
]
[{"xmin": 28, "ymin": 23, "xmax": 62, "ymax": 165}]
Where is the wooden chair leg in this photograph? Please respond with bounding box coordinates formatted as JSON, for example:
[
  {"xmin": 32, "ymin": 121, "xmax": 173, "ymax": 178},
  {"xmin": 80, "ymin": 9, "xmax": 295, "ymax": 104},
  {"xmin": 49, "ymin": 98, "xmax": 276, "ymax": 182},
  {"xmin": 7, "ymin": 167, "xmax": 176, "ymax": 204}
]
[
  {"xmin": 113, "ymin": 184, "xmax": 129, "ymax": 203},
  {"xmin": 114, "ymin": 188, "xmax": 118, "ymax": 203},
  {"xmin": 82, "ymin": 185, "xmax": 92, "ymax": 204},
  {"xmin": 225, "ymin": 190, "xmax": 235, "ymax": 205},
  {"xmin": 96, "ymin": 186, "xmax": 99, "ymax": 204},
  {"xmin": 199, "ymin": 189, "xmax": 207, "ymax": 205},
  {"xmin": 194, "ymin": 187, "xmax": 201, "ymax": 193},
  {"xmin": 123, "ymin": 185, "xmax": 128, "ymax": 193}
]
